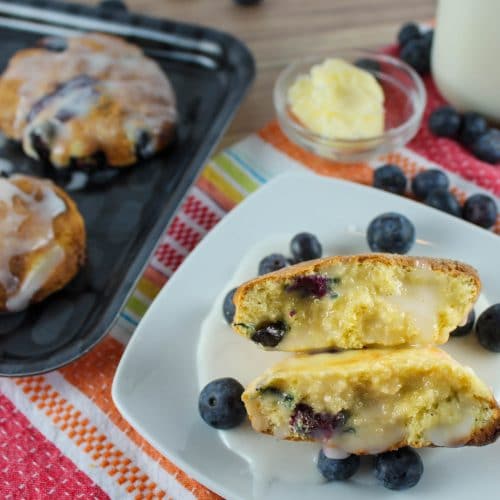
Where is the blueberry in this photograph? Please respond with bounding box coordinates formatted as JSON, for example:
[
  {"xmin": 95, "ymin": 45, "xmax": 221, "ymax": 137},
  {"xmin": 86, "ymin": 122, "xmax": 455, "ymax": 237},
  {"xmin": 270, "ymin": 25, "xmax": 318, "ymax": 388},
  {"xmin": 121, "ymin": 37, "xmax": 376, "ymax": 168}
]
[
  {"xmin": 286, "ymin": 274, "xmax": 332, "ymax": 299},
  {"xmin": 428, "ymin": 106, "xmax": 462, "ymax": 138},
  {"xmin": 29, "ymin": 122, "xmax": 57, "ymax": 163},
  {"xmin": 411, "ymin": 169, "xmax": 449, "ymax": 200},
  {"xmin": 471, "ymin": 129, "xmax": 500, "ymax": 164},
  {"xmin": 251, "ymin": 321, "xmax": 288, "ymax": 348},
  {"xmin": 290, "ymin": 232, "xmax": 322, "ymax": 262},
  {"xmin": 317, "ymin": 449, "xmax": 360, "ymax": 481},
  {"xmin": 354, "ymin": 58, "xmax": 381, "ymax": 74},
  {"xmin": 222, "ymin": 288, "xmax": 237, "ymax": 324},
  {"xmin": 373, "ymin": 164, "xmax": 407, "ymax": 195},
  {"xmin": 367, "ymin": 213, "xmax": 415, "ymax": 254},
  {"xmin": 290, "ymin": 403, "xmax": 349, "ymax": 439},
  {"xmin": 476, "ymin": 304, "xmax": 500, "ymax": 352},
  {"xmin": 374, "ymin": 447, "xmax": 424, "ymax": 490},
  {"xmin": 459, "ymin": 112, "xmax": 489, "ymax": 147},
  {"xmin": 397, "ymin": 23, "xmax": 422, "ymax": 46},
  {"xmin": 421, "ymin": 30, "xmax": 434, "ymax": 50},
  {"xmin": 233, "ymin": 0, "xmax": 262, "ymax": 4},
  {"xmin": 462, "ymin": 193, "xmax": 498, "ymax": 228},
  {"xmin": 135, "ymin": 129, "xmax": 156, "ymax": 160},
  {"xmin": 424, "ymin": 189, "xmax": 462, "ymax": 217},
  {"xmin": 198, "ymin": 378, "xmax": 246, "ymax": 429},
  {"xmin": 258, "ymin": 253, "xmax": 288, "ymax": 275},
  {"xmin": 37, "ymin": 36, "xmax": 67, "ymax": 52},
  {"xmin": 400, "ymin": 38, "xmax": 430, "ymax": 75},
  {"xmin": 99, "ymin": 0, "xmax": 128, "ymax": 11},
  {"xmin": 450, "ymin": 309, "xmax": 475, "ymax": 337}
]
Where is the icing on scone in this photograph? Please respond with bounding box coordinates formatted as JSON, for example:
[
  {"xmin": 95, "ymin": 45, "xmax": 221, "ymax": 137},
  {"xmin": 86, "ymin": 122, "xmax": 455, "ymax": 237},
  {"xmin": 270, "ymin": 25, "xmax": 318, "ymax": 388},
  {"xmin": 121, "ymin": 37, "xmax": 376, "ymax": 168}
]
[
  {"xmin": 0, "ymin": 175, "xmax": 66, "ymax": 311},
  {"xmin": 0, "ymin": 33, "xmax": 177, "ymax": 168}
]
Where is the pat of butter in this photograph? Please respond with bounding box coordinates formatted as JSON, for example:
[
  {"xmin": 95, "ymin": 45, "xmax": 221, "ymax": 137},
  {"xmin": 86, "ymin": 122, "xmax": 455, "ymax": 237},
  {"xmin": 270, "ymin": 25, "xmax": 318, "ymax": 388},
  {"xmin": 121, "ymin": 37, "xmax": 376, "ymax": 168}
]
[{"xmin": 288, "ymin": 58, "xmax": 385, "ymax": 140}]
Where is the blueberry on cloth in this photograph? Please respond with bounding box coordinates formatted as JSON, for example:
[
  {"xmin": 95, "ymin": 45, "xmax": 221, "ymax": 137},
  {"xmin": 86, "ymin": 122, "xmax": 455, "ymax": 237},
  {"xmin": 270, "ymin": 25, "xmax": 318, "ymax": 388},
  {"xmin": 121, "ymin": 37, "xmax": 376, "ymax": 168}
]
[
  {"xmin": 424, "ymin": 188, "xmax": 462, "ymax": 217},
  {"xmin": 462, "ymin": 193, "xmax": 498, "ymax": 229},
  {"xmin": 428, "ymin": 106, "xmax": 462, "ymax": 138},
  {"xmin": 459, "ymin": 112, "xmax": 489, "ymax": 147},
  {"xmin": 411, "ymin": 169, "xmax": 449, "ymax": 200},
  {"xmin": 471, "ymin": 129, "xmax": 500, "ymax": 164},
  {"xmin": 400, "ymin": 38, "xmax": 430, "ymax": 74},
  {"xmin": 373, "ymin": 164, "xmax": 407, "ymax": 195},
  {"xmin": 397, "ymin": 23, "xmax": 422, "ymax": 46}
]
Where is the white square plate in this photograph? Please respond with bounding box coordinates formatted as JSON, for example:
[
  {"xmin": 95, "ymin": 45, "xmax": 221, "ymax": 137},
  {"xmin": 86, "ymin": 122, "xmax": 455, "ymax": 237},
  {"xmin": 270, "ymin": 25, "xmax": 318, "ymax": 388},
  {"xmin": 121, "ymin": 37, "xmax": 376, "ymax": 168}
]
[{"xmin": 113, "ymin": 172, "xmax": 500, "ymax": 499}]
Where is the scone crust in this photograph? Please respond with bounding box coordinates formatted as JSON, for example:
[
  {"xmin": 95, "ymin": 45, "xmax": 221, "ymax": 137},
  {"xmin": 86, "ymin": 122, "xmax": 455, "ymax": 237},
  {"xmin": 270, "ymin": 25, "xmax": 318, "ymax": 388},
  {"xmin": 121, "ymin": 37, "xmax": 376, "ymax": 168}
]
[
  {"xmin": 0, "ymin": 176, "xmax": 86, "ymax": 311},
  {"xmin": 0, "ymin": 33, "xmax": 177, "ymax": 168}
]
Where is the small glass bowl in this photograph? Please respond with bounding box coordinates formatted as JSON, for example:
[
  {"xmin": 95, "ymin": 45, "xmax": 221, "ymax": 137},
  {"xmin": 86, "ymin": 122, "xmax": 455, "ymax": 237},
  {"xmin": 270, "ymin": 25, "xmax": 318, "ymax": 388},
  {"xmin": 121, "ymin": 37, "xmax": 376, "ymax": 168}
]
[{"xmin": 274, "ymin": 49, "xmax": 426, "ymax": 163}]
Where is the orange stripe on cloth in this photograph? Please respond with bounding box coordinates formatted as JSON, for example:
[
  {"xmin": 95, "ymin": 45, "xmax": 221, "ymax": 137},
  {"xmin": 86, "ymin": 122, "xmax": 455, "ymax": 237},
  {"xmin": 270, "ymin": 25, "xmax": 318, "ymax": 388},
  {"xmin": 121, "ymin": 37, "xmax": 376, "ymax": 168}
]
[
  {"xmin": 196, "ymin": 176, "xmax": 237, "ymax": 212},
  {"xmin": 258, "ymin": 120, "xmax": 373, "ymax": 185},
  {"xmin": 15, "ymin": 375, "xmax": 167, "ymax": 499},
  {"xmin": 59, "ymin": 336, "xmax": 220, "ymax": 500}
]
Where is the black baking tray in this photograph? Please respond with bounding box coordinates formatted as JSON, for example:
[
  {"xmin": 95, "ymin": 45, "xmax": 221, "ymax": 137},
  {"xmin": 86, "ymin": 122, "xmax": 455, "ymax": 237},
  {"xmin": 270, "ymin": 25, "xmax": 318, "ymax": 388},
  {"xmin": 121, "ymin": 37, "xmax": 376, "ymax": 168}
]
[{"xmin": 0, "ymin": 0, "xmax": 254, "ymax": 376}]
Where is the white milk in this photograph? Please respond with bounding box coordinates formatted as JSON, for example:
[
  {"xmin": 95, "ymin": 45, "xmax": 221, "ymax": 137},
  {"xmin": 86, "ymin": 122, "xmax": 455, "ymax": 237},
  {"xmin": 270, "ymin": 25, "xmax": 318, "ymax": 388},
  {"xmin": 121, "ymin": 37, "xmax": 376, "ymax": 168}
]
[{"xmin": 432, "ymin": 0, "xmax": 500, "ymax": 122}]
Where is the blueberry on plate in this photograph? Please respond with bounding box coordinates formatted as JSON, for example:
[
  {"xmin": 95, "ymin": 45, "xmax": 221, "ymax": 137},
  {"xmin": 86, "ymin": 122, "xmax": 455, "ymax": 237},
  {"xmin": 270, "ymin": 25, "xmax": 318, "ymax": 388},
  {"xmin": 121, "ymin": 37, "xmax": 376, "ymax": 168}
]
[
  {"xmin": 374, "ymin": 447, "xmax": 423, "ymax": 490},
  {"xmin": 471, "ymin": 129, "xmax": 500, "ymax": 164},
  {"xmin": 354, "ymin": 58, "xmax": 381, "ymax": 74},
  {"xmin": 459, "ymin": 112, "xmax": 489, "ymax": 147},
  {"xmin": 290, "ymin": 232, "xmax": 322, "ymax": 262},
  {"xmin": 198, "ymin": 377, "xmax": 246, "ymax": 429},
  {"xmin": 317, "ymin": 449, "xmax": 360, "ymax": 481},
  {"xmin": 400, "ymin": 38, "xmax": 430, "ymax": 75},
  {"xmin": 462, "ymin": 193, "xmax": 498, "ymax": 228},
  {"xmin": 258, "ymin": 253, "xmax": 288, "ymax": 275},
  {"xmin": 475, "ymin": 304, "xmax": 500, "ymax": 352},
  {"xmin": 367, "ymin": 212, "xmax": 415, "ymax": 254},
  {"xmin": 450, "ymin": 309, "xmax": 475, "ymax": 337},
  {"xmin": 411, "ymin": 169, "xmax": 449, "ymax": 200},
  {"xmin": 222, "ymin": 288, "xmax": 237, "ymax": 324},
  {"xmin": 397, "ymin": 22, "xmax": 422, "ymax": 46},
  {"xmin": 428, "ymin": 106, "xmax": 462, "ymax": 138},
  {"xmin": 424, "ymin": 188, "xmax": 462, "ymax": 217},
  {"xmin": 373, "ymin": 164, "xmax": 407, "ymax": 195}
]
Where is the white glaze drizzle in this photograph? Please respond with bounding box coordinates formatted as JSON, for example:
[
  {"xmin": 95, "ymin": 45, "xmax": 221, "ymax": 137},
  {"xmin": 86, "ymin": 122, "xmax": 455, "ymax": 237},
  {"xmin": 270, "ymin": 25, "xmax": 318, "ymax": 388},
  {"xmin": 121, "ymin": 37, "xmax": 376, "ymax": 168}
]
[{"xmin": 0, "ymin": 175, "xmax": 66, "ymax": 311}]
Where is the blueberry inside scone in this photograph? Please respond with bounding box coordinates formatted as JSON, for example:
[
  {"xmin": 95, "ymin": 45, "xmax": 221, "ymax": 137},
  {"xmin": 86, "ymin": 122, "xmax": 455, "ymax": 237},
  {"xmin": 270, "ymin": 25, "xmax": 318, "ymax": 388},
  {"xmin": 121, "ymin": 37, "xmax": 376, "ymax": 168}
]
[
  {"xmin": 0, "ymin": 33, "xmax": 177, "ymax": 168},
  {"xmin": 242, "ymin": 347, "xmax": 500, "ymax": 454},
  {"xmin": 232, "ymin": 254, "xmax": 480, "ymax": 351}
]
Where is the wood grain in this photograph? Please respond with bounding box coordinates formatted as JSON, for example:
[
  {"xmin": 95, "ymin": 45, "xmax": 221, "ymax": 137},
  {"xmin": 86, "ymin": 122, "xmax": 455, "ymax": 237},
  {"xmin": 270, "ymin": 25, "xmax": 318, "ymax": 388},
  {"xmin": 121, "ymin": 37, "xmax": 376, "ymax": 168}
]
[{"xmin": 69, "ymin": 0, "xmax": 437, "ymax": 149}]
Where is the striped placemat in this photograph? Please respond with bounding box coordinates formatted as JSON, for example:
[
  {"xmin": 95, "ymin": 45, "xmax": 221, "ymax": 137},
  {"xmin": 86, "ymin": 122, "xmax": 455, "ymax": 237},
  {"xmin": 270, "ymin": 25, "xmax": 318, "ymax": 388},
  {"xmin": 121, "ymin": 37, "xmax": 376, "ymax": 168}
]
[{"xmin": 1, "ymin": 70, "xmax": 499, "ymax": 500}]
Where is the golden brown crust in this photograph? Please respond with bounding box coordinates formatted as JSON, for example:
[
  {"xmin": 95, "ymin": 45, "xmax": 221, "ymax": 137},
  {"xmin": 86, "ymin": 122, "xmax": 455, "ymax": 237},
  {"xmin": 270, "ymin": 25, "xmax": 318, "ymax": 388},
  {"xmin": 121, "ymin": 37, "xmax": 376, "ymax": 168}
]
[
  {"xmin": 0, "ymin": 33, "xmax": 177, "ymax": 168},
  {"xmin": 0, "ymin": 176, "xmax": 86, "ymax": 311},
  {"xmin": 234, "ymin": 253, "xmax": 481, "ymax": 308}
]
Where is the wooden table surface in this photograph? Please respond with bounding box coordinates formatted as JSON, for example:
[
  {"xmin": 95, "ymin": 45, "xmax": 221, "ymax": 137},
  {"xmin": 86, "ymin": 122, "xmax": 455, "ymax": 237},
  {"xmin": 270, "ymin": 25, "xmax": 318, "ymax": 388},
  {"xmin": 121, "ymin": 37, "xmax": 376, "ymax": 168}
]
[{"xmin": 74, "ymin": 0, "xmax": 437, "ymax": 149}]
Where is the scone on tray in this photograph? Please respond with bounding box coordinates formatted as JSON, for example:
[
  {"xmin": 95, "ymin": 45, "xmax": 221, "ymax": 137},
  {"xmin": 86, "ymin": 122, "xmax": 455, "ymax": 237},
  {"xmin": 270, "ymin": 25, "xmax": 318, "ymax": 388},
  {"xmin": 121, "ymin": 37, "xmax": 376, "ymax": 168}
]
[
  {"xmin": 0, "ymin": 33, "xmax": 177, "ymax": 169},
  {"xmin": 242, "ymin": 347, "xmax": 500, "ymax": 454},
  {"xmin": 0, "ymin": 174, "xmax": 86, "ymax": 312},
  {"xmin": 232, "ymin": 254, "xmax": 480, "ymax": 351}
]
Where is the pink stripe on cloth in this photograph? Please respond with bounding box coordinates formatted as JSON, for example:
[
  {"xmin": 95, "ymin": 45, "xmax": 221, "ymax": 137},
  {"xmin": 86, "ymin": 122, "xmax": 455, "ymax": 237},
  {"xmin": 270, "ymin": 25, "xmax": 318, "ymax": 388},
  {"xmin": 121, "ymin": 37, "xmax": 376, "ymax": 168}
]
[{"xmin": 0, "ymin": 392, "xmax": 109, "ymax": 500}]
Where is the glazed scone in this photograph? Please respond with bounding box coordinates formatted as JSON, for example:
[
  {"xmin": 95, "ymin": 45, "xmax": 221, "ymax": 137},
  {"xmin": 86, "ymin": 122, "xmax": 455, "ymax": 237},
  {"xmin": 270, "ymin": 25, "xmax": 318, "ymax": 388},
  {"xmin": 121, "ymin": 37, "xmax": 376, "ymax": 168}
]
[
  {"xmin": 0, "ymin": 33, "xmax": 177, "ymax": 168},
  {"xmin": 242, "ymin": 347, "xmax": 500, "ymax": 454},
  {"xmin": 232, "ymin": 254, "xmax": 480, "ymax": 351},
  {"xmin": 0, "ymin": 174, "xmax": 85, "ymax": 311}
]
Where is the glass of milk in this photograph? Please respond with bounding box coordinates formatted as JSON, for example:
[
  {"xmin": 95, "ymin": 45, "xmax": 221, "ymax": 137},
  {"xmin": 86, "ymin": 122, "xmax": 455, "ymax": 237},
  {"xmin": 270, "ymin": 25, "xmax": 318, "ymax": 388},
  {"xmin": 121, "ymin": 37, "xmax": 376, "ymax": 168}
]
[{"xmin": 432, "ymin": 0, "xmax": 500, "ymax": 123}]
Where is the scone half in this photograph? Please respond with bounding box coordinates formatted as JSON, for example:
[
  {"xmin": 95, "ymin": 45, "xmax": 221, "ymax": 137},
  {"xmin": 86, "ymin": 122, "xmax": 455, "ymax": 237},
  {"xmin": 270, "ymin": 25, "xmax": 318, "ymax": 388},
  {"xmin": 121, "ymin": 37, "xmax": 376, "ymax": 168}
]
[
  {"xmin": 232, "ymin": 254, "xmax": 480, "ymax": 351},
  {"xmin": 242, "ymin": 347, "xmax": 500, "ymax": 454}
]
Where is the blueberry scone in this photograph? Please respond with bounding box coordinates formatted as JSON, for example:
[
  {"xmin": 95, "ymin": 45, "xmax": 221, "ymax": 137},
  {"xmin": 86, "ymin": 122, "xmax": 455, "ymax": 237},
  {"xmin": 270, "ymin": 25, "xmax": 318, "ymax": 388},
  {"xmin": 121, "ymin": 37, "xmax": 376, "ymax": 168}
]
[
  {"xmin": 232, "ymin": 254, "xmax": 480, "ymax": 351},
  {"xmin": 0, "ymin": 33, "xmax": 177, "ymax": 168},
  {"xmin": 0, "ymin": 174, "xmax": 85, "ymax": 312},
  {"xmin": 242, "ymin": 347, "xmax": 500, "ymax": 454}
]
